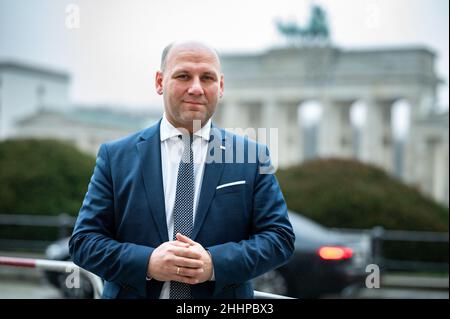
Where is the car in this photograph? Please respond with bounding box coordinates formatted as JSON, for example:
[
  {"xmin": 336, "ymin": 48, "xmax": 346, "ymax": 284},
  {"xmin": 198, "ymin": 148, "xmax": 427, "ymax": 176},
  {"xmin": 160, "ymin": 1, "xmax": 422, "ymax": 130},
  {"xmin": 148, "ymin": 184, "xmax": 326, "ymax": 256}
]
[
  {"xmin": 252, "ymin": 211, "xmax": 373, "ymax": 298},
  {"xmin": 44, "ymin": 211, "xmax": 372, "ymax": 299}
]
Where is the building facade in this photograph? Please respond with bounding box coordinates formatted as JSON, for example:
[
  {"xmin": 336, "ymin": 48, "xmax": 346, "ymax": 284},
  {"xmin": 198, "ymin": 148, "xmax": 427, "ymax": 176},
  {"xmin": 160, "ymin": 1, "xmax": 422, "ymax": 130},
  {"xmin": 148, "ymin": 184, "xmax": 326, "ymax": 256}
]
[
  {"xmin": 0, "ymin": 61, "xmax": 70, "ymax": 139},
  {"xmin": 14, "ymin": 107, "xmax": 162, "ymax": 155},
  {"xmin": 215, "ymin": 45, "xmax": 448, "ymax": 206}
]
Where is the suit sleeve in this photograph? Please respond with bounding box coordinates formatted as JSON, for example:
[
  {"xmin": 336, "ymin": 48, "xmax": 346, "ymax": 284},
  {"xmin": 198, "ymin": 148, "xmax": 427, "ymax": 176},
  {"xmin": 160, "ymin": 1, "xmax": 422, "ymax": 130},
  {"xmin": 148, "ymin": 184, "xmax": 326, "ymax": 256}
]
[
  {"xmin": 69, "ymin": 144, "xmax": 153, "ymax": 297},
  {"xmin": 207, "ymin": 145, "xmax": 295, "ymax": 296}
]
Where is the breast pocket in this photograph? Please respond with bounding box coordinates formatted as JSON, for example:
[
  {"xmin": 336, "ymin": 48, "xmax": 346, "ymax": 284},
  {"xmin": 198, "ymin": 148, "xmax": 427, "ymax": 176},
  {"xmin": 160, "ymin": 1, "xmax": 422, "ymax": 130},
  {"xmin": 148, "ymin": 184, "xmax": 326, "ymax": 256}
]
[
  {"xmin": 214, "ymin": 182, "xmax": 248, "ymax": 220},
  {"xmin": 209, "ymin": 182, "xmax": 250, "ymax": 239},
  {"xmin": 215, "ymin": 181, "xmax": 246, "ymax": 195}
]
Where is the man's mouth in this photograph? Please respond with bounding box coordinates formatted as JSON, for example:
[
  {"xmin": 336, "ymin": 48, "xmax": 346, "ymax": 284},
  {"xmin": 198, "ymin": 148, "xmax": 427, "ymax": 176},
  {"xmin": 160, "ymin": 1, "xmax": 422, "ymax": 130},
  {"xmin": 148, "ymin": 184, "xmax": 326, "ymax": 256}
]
[{"xmin": 183, "ymin": 100, "xmax": 204, "ymax": 105}]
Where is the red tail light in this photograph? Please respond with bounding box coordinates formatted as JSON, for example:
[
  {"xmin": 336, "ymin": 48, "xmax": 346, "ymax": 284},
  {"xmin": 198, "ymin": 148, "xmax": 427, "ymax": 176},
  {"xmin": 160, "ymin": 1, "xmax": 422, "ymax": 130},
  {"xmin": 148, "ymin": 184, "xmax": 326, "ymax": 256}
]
[{"xmin": 318, "ymin": 246, "xmax": 353, "ymax": 260}]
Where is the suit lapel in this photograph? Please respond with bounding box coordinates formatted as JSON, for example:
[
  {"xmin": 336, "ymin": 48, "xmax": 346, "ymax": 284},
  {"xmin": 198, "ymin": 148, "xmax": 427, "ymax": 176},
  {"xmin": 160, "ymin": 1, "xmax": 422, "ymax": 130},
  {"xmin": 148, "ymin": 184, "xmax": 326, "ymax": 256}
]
[
  {"xmin": 136, "ymin": 121, "xmax": 169, "ymax": 243},
  {"xmin": 136, "ymin": 122, "xmax": 226, "ymax": 242},
  {"xmin": 192, "ymin": 126, "xmax": 226, "ymax": 240}
]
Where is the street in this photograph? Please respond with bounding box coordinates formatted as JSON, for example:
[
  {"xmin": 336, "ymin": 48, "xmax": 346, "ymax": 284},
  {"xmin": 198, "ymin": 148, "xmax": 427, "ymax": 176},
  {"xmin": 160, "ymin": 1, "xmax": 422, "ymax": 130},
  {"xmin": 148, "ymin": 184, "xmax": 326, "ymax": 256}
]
[
  {"xmin": 0, "ymin": 251, "xmax": 447, "ymax": 299},
  {"xmin": 0, "ymin": 275, "xmax": 447, "ymax": 299}
]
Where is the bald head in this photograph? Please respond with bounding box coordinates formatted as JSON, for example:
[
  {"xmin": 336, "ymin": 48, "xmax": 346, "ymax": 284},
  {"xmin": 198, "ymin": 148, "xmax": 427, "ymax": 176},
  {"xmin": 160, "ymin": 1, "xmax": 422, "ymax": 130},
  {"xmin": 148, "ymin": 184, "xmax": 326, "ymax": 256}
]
[
  {"xmin": 160, "ymin": 41, "xmax": 221, "ymax": 73},
  {"xmin": 155, "ymin": 40, "xmax": 224, "ymax": 133}
]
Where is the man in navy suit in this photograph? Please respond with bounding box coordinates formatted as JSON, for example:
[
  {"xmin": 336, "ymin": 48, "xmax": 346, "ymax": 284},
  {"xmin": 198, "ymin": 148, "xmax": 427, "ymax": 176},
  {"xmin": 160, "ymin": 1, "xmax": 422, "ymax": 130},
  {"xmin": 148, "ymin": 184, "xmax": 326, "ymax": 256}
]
[{"xmin": 69, "ymin": 41, "xmax": 295, "ymax": 299}]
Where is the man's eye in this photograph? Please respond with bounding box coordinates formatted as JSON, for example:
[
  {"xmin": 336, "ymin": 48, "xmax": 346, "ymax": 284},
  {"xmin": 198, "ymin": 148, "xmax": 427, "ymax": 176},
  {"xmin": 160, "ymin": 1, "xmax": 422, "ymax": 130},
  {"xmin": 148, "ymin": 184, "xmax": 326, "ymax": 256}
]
[
  {"xmin": 202, "ymin": 76, "xmax": 215, "ymax": 81},
  {"xmin": 177, "ymin": 75, "xmax": 189, "ymax": 80}
]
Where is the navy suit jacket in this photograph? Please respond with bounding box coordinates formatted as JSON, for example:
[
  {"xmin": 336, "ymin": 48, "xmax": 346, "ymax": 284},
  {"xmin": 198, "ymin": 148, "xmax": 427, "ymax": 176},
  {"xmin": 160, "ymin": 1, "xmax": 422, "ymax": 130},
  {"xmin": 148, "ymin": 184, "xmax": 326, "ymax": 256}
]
[{"xmin": 69, "ymin": 120, "xmax": 295, "ymax": 299}]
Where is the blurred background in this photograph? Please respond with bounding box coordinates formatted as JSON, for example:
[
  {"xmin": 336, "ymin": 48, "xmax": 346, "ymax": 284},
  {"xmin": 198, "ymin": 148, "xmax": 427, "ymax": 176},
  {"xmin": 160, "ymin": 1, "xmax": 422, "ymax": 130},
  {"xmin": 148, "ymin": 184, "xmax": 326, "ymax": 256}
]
[{"xmin": 0, "ymin": 0, "xmax": 448, "ymax": 299}]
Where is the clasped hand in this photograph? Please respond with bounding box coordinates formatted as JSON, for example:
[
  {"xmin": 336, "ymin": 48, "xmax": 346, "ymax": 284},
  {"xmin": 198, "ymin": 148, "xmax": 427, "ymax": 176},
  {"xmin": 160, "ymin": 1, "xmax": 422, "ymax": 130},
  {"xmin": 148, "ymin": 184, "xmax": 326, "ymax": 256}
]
[{"xmin": 147, "ymin": 233, "xmax": 213, "ymax": 285}]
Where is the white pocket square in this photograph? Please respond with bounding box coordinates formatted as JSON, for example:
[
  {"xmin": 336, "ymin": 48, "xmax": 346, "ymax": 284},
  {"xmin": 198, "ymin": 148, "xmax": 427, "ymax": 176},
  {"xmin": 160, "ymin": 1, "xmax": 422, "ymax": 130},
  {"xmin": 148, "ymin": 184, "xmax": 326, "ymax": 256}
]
[{"xmin": 216, "ymin": 180, "xmax": 246, "ymax": 190}]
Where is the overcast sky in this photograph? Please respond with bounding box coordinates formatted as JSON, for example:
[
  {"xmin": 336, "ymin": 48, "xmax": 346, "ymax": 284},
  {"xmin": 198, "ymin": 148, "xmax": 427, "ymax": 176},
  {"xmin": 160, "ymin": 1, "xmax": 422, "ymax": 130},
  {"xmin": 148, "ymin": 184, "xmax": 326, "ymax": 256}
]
[{"xmin": 0, "ymin": 0, "xmax": 448, "ymax": 114}]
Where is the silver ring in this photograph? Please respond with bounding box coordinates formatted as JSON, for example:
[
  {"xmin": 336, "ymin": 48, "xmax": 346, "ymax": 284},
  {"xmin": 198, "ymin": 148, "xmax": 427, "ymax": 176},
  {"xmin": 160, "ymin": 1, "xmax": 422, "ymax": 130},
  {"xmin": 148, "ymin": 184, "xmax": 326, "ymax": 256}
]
[{"xmin": 177, "ymin": 267, "xmax": 180, "ymax": 275}]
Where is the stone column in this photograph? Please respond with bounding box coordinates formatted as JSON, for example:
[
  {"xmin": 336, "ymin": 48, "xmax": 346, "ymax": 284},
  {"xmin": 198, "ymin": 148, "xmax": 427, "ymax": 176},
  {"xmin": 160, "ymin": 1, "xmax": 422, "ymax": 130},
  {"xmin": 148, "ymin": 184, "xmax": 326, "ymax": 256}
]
[
  {"xmin": 262, "ymin": 98, "xmax": 285, "ymax": 166},
  {"xmin": 441, "ymin": 140, "xmax": 449, "ymax": 206},
  {"xmin": 403, "ymin": 95, "xmax": 426, "ymax": 187},
  {"xmin": 285, "ymin": 103, "xmax": 303, "ymax": 165},
  {"xmin": 360, "ymin": 99, "xmax": 394, "ymax": 172},
  {"xmin": 318, "ymin": 99, "xmax": 337, "ymax": 157},
  {"xmin": 431, "ymin": 141, "xmax": 448, "ymax": 204},
  {"xmin": 318, "ymin": 99, "xmax": 353, "ymax": 158},
  {"xmin": 338, "ymin": 102, "xmax": 353, "ymax": 158},
  {"xmin": 213, "ymin": 100, "xmax": 225, "ymax": 126},
  {"xmin": 220, "ymin": 98, "xmax": 246, "ymax": 130},
  {"xmin": 245, "ymin": 101, "xmax": 262, "ymax": 141}
]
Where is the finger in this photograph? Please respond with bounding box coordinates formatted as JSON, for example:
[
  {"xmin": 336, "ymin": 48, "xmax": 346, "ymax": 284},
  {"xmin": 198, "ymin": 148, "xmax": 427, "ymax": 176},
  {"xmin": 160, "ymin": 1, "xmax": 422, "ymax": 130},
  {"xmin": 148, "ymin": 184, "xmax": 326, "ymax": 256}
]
[
  {"xmin": 174, "ymin": 256, "xmax": 204, "ymax": 269},
  {"xmin": 172, "ymin": 246, "xmax": 202, "ymax": 260},
  {"xmin": 175, "ymin": 266, "xmax": 204, "ymax": 278},
  {"xmin": 169, "ymin": 241, "xmax": 191, "ymax": 248},
  {"xmin": 176, "ymin": 233, "xmax": 196, "ymax": 245}
]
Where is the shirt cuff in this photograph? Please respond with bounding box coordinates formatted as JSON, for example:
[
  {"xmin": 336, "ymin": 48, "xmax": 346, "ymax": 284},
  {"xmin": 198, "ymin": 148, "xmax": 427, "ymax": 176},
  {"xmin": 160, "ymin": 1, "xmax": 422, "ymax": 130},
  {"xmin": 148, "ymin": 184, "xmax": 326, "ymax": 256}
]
[{"xmin": 207, "ymin": 249, "xmax": 215, "ymax": 281}]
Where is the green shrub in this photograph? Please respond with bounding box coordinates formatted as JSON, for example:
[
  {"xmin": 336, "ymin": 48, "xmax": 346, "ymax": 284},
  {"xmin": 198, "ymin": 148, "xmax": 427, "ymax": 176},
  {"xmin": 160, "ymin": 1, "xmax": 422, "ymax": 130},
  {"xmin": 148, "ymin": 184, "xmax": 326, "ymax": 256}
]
[
  {"xmin": 0, "ymin": 139, "xmax": 95, "ymax": 216},
  {"xmin": 277, "ymin": 158, "xmax": 448, "ymax": 231},
  {"xmin": 0, "ymin": 139, "xmax": 95, "ymax": 244}
]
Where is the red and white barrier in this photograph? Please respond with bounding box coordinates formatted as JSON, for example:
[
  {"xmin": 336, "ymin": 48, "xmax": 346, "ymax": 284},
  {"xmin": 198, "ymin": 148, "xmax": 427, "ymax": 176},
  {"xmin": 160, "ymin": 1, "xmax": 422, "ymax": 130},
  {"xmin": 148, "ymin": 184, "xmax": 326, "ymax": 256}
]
[
  {"xmin": 1, "ymin": 256, "xmax": 293, "ymax": 299},
  {"xmin": 0, "ymin": 256, "xmax": 104, "ymax": 299}
]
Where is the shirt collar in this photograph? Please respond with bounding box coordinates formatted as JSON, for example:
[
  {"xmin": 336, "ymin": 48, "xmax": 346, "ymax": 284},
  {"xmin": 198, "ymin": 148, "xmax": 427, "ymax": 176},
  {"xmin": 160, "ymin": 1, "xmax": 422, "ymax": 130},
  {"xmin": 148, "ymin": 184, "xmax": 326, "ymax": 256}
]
[{"xmin": 160, "ymin": 113, "xmax": 211, "ymax": 142}]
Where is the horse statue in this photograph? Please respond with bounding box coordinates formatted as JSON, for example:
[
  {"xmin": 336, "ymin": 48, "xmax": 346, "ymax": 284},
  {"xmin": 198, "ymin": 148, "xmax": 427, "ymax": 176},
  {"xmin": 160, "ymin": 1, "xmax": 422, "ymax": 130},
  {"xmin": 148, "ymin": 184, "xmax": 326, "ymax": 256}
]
[{"xmin": 276, "ymin": 5, "xmax": 330, "ymax": 44}]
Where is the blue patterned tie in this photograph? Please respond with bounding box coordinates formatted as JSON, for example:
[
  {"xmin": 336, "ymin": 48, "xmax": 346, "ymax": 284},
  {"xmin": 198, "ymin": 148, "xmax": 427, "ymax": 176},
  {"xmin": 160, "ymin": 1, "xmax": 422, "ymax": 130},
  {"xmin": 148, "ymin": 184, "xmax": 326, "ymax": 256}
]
[{"xmin": 170, "ymin": 134, "xmax": 194, "ymax": 299}]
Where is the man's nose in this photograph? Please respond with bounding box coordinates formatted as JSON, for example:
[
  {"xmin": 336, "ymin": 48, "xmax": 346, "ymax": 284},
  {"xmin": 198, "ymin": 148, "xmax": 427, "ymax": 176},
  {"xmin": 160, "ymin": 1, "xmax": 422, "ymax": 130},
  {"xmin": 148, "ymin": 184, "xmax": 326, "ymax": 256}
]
[{"xmin": 187, "ymin": 77, "xmax": 204, "ymax": 95}]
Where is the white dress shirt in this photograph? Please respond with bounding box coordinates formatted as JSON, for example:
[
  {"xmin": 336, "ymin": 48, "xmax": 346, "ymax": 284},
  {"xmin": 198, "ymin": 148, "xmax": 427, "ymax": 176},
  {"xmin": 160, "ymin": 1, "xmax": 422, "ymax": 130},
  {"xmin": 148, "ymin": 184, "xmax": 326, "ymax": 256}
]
[{"xmin": 158, "ymin": 113, "xmax": 211, "ymax": 299}]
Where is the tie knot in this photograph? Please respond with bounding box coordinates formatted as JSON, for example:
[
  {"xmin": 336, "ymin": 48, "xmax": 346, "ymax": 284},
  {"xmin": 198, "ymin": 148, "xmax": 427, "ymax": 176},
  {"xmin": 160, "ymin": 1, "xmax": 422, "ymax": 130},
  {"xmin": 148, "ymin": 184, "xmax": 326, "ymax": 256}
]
[
  {"xmin": 179, "ymin": 134, "xmax": 193, "ymax": 163},
  {"xmin": 178, "ymin": 134, "xmax": 194, "ymax": 146}
]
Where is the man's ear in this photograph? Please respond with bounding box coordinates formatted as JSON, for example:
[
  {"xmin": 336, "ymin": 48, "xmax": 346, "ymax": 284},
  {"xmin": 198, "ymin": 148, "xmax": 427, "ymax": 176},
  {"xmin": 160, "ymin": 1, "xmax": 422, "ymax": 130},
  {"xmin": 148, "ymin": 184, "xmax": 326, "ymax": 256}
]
[
  {"xmin": 155, "ymin": 71, "xmax": 164, "ymax": 95},
  {"xmin": 219, "ymin": 74, "xmax": 224, "ymax": 98}
]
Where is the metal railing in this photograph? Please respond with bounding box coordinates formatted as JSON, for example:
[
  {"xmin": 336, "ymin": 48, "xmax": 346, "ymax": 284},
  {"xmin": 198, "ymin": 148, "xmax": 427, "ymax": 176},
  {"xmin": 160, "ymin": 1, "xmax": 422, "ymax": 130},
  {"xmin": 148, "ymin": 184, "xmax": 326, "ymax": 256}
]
[
  {"xmin": 0, "ymin": 213, "xmax": 76, "ymax": 237},
  {"xmin": 0, "ymin": 213, "xmax": 76, "ymax": 251},
  {"xmin": 333, "ymin": 225, "xmax": 449, "ymax": 272},
  {"xmin": 2, "ymin": 213, "xmax": 448, "ymax": 272},
  {"xmin": 0, "ymin": 255, "xmax": 292, "ymax": 299},
  {"xmin": 370, "ymin": 226, "xmax": 449, "ymax": 272}
]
